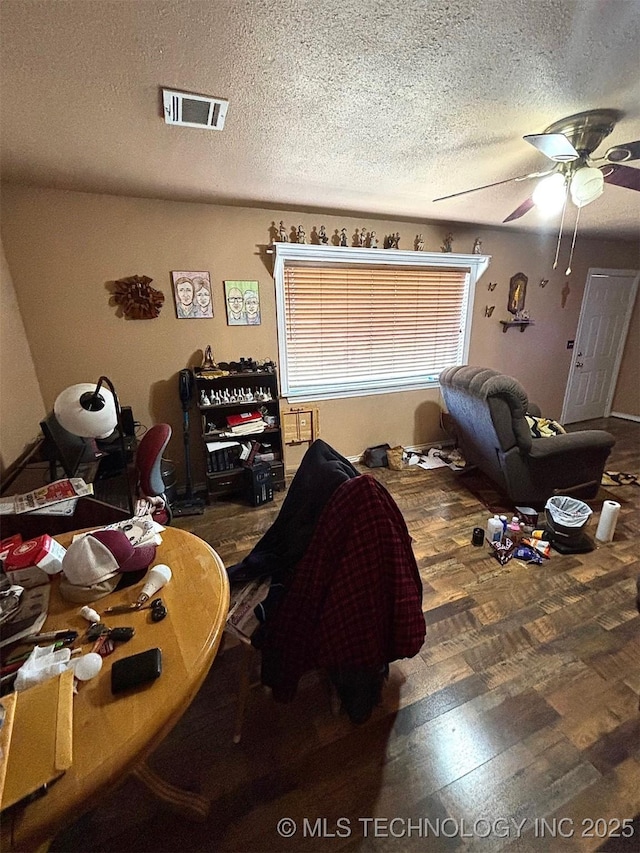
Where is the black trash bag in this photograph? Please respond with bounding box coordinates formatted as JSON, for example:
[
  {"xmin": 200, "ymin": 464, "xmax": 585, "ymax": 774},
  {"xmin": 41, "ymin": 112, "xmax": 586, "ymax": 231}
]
[{"xmin": 363, "ymin": 444, "xmax": 390, "ymax": 468}]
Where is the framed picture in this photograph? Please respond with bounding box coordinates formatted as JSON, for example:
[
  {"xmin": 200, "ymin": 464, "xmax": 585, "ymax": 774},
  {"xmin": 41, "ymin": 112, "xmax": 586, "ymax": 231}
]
[
  {"xmin": 171, "ymin": 271, "xmax": 213, "ymax": 319},
  {"xmin": 224, "ymin": 280, "xmax": 260, "ymax": 326},
  {"xmin": 508, "ymin": 272, "xmax": 528, "ymax": 315}
]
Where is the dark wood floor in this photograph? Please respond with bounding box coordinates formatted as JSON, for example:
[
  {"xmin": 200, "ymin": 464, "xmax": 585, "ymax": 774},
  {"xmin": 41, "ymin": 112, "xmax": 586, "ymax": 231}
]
[{"xmin": 52, "ymin": 418, "xmax": 640, "ymax": 852}]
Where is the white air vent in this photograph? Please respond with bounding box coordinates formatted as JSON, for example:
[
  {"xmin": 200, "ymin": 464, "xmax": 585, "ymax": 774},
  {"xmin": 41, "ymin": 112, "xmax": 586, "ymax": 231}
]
[{"xmin": 162, "ymin": 89, "xmax": 228, "ymax": 130}]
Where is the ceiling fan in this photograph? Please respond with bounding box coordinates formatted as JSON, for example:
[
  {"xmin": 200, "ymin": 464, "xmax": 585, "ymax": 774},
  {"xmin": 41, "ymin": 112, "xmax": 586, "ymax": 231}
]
[{"xmin": 433, "ymin": 109, "xmax": 640, "ymax": 272}]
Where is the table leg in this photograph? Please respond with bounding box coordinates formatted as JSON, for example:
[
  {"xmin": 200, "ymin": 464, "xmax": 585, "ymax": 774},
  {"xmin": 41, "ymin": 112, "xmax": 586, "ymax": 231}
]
[{"xmin": 132, "ymin": 761, "xmax": 210, "ymax": 821}]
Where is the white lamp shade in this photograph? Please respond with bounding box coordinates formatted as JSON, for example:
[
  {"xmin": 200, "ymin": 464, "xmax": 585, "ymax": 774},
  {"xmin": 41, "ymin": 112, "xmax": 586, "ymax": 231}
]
[
  {"xmin": 570, "ymin": 166, "xmax": 604, "ymax": 208},
  {"xmin": 54, "ymin": 383, "xmax": 117, "ymax": 439},
  {"xmin": 532, "ymin": 172, "xmax": 567, "ymax": 216}
]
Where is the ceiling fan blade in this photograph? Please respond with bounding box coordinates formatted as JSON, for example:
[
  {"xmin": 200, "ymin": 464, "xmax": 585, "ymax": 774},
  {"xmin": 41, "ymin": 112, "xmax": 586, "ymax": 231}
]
[
  {"xmin": 601, "ymin": 163, "xmax": 640, "ymax": 191},
  {"xmin": 432, "ymin": 172, "xmax": 540, "ymax": 203},
  {"xmin": 523, "ymin": 133, "xmax": 580, "ymax": 162},
  {"xmin": 503, "ymin": 197, "xmax": 535, "ymax": 223},
  {"xmin": 600, "ymin": 140, "xmax": 640, "ymax": 163}
]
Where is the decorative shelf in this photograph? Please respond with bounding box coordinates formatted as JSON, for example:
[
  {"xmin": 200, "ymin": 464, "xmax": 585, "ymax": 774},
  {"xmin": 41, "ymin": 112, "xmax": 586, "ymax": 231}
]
[{"xmin": 500, "ymin": 320, "xmax": 534, "ymax": 333}]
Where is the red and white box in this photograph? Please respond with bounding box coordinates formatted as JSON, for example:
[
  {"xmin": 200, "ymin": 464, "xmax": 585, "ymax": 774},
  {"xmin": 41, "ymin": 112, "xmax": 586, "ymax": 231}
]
[
  {"xmin": 5, "ymin": 534, "xmax": 66, "ymax": 588},
  {"xmin": 0, "ymin": 534, "xmax": 22, "ymax": 562}
]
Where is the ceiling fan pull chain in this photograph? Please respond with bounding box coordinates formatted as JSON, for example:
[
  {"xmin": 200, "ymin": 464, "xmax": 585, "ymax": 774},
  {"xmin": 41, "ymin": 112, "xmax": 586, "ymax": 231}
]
[
  {"xmin": 565, "ymin": 206, "xmax": 581, "ymax": 276},
  {"xmin": 552, "ymin": 184, "xmax": 570, "ymax": 270}
]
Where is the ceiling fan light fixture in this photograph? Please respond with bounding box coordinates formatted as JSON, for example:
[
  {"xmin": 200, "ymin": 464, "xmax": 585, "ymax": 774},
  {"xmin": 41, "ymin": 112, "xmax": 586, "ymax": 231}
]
[
  {"xmin": 523, "ymin": 133, "xmax": 580, "ymax": 162},
  {"xmin": 532, "ymin": 172, "xmax": 567, "ymax": 216},
  {"xmin": 570, "ymin": 166, "xmax": 604, "ymax": 207}
]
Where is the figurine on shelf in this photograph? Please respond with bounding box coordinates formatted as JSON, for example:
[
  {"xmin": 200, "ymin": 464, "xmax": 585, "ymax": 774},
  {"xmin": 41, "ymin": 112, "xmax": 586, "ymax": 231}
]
[
  {"xmin": 441, "ymin": 232, "xmax": 454, "ymax": 252},
  {"xmin": 359, "ymin": 228, "xmax": 367, "ymax": 247},
  {"xmin": 393, "ymin": 232, "xmax": 400, "ymax": 249},
  {"xmin": 340, "ymin": 228, "xmax": 348, "ymax": 247},
  {"xmin": 278, "ymin": 221, "xmax": 288, "ymax": 242},
  {"xmin": 200, "ymin": 390, "xmax": 209, "ymax": 406},
  {"xmin": 369, "ymin": 231, "xmax": 378, "ymax": 248},
  {"xmin": 472, "ymin": 238, "xmax": 482, "ymax": 254},
  {"xmin": 415, "ymin": 234, "xmax": 425, "ymax": 251},
  {"xmin": 202, "ymin": 345, "xmax": 216, "ymax": 369},
  {"xmin": 297, "ymin": 225, "xmax": 306, "ymax": 244},
  {"xmin": 319, "ymin": 224, "xmax": 329, "ymax": 245}
]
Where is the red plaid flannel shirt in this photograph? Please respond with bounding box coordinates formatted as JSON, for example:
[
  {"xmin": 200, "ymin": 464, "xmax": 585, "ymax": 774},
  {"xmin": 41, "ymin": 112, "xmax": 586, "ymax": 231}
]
[{"xmin": 261, "ymin": 475, "xmax": 426, "ymax": 700}]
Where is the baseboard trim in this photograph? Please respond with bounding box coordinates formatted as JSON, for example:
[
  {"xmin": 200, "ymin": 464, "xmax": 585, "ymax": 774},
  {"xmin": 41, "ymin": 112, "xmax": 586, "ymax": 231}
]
[{"xmin": 609, "ymin": 411, "xmax": 640, "ymax": 423}]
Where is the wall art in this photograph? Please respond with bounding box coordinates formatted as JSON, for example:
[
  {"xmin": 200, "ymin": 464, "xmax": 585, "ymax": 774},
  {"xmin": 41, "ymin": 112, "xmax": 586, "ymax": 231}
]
[
  {"xmin": 224, "ymin": 280, "xmax": 261, "ymax": 326},
  {"xmin": 113, "ymin": 275, "xmax": 165, "ymax": 319},
  {"xmin": 508, "ymin": 272, "xmax": 528, "ymax": 315},
  {"xmin": 171, "ymin": 271, "xmax": 213, "ymax": 319}
]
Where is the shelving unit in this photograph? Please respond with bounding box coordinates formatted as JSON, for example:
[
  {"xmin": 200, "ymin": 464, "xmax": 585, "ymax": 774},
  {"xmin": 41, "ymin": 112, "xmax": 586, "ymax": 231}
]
[
  {"xmin": 500, "ymin": 320, "xmax": 534, "ymax": 333},
  {"xmin": 193, "ymin": 367, "xmax": 285, "ymax": 501}
]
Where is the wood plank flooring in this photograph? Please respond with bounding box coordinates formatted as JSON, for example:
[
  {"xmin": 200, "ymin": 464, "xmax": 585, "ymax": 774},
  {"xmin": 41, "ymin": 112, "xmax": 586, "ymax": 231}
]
[{"xmin": 52, "ymin": 418, "xmax": 640, "ymax": 852}]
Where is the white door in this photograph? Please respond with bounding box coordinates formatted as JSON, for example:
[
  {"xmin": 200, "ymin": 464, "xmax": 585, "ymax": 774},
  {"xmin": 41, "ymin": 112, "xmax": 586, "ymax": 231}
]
[{"xmin": 562, "ymin": 269, "xmax": 639, "ymax": 423}]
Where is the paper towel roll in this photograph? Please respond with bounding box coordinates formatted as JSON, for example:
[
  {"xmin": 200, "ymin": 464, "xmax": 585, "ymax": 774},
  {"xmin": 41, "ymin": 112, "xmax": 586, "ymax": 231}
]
[{"xmin": 595, "ymin": 500, "xmax": 621, "ymax": 543}]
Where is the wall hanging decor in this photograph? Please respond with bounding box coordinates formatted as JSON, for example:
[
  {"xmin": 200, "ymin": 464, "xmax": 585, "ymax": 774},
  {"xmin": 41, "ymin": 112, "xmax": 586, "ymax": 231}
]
[
  {"xmin": 508, "ymin": 272, "xmax": 528, "ymax": 314},
  {"xmin": 171, "ymin": 271, "xmax": 213, "ymax": 319},
  {"xmin": 224, "ymin": 280, "xmax": 261, "ymax": 326},
  {"xmin": 487, "ymin": 281, "xmax": 498, "ymax": 291},
  {"xmin": 112, "ymin": 275, "xmax": 165, "ymax": 319}
]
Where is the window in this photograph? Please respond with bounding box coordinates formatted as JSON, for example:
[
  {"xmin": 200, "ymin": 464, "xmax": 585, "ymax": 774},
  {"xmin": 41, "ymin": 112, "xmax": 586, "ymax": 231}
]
[{"xmin": 273, "ymin": 243, "xmax": 489, "ymax": 401}]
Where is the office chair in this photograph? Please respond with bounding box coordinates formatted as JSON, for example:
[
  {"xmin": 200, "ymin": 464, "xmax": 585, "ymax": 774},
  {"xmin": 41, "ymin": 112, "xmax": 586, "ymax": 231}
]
[{"xmin": 135, "ymin": 423, "xmax": 173, "ymax": 525}]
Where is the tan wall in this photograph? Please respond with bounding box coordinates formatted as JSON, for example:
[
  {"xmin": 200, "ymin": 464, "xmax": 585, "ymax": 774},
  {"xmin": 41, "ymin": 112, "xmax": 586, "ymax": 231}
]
[
  {"xmin": 0, "ymin": 235, "xmax": 45, "ymax": 475},
  {"xmin": 1, "ymin": 185, "xmax": 638, "ymax": 487}
]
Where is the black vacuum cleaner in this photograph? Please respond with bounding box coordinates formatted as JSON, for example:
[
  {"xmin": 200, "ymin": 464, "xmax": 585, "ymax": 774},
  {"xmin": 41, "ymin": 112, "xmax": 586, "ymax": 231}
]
[{"xmin": 171, "ymin": 369, "xmax": 205, "ymax": 517}]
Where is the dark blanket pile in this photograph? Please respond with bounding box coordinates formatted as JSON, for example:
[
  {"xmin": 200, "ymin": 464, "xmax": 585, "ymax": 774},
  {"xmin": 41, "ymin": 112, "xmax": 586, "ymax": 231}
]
[{"xmin": 226, "ymin": 439, "xmax": 359, "ymax": 584}]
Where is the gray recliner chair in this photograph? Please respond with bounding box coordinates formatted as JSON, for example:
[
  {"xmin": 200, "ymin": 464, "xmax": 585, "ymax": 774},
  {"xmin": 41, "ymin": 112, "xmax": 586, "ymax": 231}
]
[{"xmin": 439, "ymin": 366, "xmax": 615, "ymax": 506}]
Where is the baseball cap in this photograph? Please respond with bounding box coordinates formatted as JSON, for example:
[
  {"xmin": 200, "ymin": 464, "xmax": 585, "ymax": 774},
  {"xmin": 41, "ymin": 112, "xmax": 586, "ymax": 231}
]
[{"xmin": 59, "ymin": 529, "xmax": 157, "ymax": 603}]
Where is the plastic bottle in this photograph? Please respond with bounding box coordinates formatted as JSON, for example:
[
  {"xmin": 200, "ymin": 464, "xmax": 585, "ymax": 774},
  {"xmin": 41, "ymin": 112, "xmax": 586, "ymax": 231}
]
[
  {"xmin": 508, "ymin": 516, "xmax": 522, "ymax": 544},
  {"xmin": 486, "ymin": 515, "xmax": 503, "ymax": 544},
  {"xmin": 499, "ymin": 515, "xmax": 508, "ymax": 534}
]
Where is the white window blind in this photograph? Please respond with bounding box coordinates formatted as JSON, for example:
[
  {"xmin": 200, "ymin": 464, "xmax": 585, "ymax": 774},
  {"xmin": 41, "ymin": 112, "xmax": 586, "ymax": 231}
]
[{"xmin": 273, "ymin": 244, "xmax": 489, "ymax": 401}]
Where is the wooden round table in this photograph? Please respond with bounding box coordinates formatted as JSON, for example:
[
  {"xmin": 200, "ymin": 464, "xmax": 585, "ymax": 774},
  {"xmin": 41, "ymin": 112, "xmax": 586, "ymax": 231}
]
[{"xmin": 5, "ymin": 526, "xmax": 229, "ymax": 852}]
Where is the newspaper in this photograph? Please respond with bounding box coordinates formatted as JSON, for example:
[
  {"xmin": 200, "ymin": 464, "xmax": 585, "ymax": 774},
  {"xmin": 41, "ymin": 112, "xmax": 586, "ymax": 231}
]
[
  {"xmin": 225, "ymin": 578, "xmax": 271, "ymax": 644},
  {"xmin": 12, "ymin": 479, "xmax": 94, "ymax": 515}
]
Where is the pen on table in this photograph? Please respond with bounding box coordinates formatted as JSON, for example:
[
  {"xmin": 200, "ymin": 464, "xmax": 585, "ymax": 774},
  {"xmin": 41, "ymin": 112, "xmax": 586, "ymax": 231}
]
[{"xmin": 21, "ymin": 630, "xmax": 78, "ymax": 644}]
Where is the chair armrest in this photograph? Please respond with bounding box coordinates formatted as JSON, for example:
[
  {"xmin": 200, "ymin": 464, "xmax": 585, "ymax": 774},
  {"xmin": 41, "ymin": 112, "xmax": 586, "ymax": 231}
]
[{"xmin": 528, "ymin": 430, "xmax": 615, "ymax": 460}]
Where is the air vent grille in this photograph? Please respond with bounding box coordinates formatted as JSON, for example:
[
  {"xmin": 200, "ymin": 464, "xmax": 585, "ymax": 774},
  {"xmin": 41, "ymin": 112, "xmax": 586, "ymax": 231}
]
[{"xmin": 162, "ymin": 89, "xmax": 228, "ymax": 131}]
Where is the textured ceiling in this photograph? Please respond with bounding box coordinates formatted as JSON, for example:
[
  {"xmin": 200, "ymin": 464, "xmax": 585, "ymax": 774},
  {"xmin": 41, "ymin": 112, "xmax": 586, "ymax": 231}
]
[{"xmin": 1, "ymin": 0, "xmax": 639, "ymax": 239}]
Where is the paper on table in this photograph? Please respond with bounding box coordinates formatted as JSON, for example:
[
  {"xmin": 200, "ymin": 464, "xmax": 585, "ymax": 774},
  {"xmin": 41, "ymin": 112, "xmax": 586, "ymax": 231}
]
[
  {"xmin": 13, "ymin": 478, "xmax": 93, "ymax": 514},
  {"xmin": 71, "ymin": 513, "xmax": 163, "ymax": 546},
  {"xmin": 28, "ymin": 498, "xmax": 78, "ymax": 516},
  {"xmin": 0, "ymin": 498, "xmax": 14, "ymax": 515}
]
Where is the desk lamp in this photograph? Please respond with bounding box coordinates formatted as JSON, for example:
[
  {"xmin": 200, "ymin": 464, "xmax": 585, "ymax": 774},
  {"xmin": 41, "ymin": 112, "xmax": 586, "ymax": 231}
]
[{"xmin": 53, "ymin": 376, "xmax": 134, "ymax": 515}]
